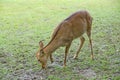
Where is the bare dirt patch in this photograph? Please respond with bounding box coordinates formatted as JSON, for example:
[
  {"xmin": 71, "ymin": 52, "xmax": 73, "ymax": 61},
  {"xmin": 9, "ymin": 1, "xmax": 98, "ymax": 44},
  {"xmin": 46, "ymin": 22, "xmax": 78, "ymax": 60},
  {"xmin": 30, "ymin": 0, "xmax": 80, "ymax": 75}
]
[
  {"xmin": 79, "ymin": 68, "xmax": 96, "ymax": 79},
  {"xmin": 5, "ymin": 62, "xmax": 96, "ymax": 80}
]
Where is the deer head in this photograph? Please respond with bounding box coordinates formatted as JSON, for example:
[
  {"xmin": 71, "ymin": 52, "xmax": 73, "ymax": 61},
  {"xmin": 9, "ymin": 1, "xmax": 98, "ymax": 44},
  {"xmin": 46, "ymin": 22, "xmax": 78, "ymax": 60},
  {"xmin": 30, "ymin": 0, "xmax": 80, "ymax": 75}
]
[{"xmin": 36, "ymin": 41, "xmax": 47, "ymax": 69}]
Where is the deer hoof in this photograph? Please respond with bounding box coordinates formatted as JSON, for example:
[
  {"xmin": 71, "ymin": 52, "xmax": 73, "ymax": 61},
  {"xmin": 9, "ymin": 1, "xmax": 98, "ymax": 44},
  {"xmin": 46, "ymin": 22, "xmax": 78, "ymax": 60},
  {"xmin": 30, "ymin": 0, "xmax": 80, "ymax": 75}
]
[
  {"xmin": 63, "ymin": 64, "xmax": 66, "ymax": 67},
  {"xmin": 73, "ymin": 55, "xmax": 78, "ymax": 59}
]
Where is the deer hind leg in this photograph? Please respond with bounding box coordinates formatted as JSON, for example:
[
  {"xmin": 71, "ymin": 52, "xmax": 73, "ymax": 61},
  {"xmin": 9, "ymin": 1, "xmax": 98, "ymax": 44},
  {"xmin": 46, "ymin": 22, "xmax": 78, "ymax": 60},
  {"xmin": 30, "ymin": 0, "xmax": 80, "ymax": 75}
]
[
  {"xmin": 50, "ymin": 54, "xmax": 54, "ymax": 63},
  {"xmin": 74, "ymin": 36, "xmax": 85, "ymax": 59},
  {"xmin": 64, "ymin": 42, "xmax": 71, "ymax": 67},
  {"xmin": 87, "ymin": 30, "xmax": 94, "ymax": 60}
]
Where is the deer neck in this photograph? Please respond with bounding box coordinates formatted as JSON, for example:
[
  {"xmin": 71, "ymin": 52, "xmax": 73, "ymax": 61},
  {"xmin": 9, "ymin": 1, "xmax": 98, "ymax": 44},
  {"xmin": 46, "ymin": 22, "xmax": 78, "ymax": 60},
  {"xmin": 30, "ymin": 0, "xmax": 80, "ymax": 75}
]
[{"xmin": 43, "ymin": 40, "xmax": 60, "ymax": 55}]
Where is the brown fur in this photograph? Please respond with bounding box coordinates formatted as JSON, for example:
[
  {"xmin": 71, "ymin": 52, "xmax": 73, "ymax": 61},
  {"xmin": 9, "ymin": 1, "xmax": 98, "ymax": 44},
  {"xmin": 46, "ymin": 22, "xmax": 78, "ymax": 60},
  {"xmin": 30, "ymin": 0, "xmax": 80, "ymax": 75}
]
[{"xmin": 36, "ymin": 10, "xmax": 94, "ymax": 69}]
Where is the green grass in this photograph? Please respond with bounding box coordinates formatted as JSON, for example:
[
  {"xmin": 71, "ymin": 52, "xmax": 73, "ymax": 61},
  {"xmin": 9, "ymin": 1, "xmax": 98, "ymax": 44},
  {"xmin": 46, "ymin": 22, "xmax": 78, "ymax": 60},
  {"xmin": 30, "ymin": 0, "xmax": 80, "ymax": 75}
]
[{"xmin": 0, "ymin": 0, "xmax": 120, "ymax": 80}]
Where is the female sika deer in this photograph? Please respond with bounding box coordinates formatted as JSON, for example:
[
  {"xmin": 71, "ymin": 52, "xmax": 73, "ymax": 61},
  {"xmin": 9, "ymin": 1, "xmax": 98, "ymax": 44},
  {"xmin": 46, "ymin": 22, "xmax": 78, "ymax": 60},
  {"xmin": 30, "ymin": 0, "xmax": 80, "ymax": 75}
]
[{"xmin": 36, "ymin": 10, "xmax": 94, "ymax": 69}]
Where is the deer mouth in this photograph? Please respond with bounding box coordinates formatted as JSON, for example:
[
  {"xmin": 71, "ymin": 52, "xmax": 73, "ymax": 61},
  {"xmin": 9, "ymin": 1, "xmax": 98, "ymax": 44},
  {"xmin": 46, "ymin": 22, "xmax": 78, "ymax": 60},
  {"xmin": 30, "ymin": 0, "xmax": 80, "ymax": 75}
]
[{"xmin": 42, "ymin": 64, "xmax": 46, "ymax": 69}]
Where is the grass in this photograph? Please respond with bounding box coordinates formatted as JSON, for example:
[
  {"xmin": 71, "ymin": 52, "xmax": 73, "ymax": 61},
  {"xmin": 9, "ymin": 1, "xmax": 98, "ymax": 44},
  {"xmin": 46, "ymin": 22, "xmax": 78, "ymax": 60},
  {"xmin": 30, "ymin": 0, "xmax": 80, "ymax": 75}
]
[{"xmin": 0, "ymin": 0, "xmax": 120, "ymax": 80}]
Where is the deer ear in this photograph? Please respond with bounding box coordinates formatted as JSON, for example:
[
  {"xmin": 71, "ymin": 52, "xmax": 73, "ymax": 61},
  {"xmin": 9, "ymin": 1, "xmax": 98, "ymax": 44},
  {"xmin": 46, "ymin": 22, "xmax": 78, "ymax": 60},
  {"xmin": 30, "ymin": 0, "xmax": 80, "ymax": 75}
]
[{"xmin": 39, "ymin": 41, "xmax": 44, "ymax": 49}]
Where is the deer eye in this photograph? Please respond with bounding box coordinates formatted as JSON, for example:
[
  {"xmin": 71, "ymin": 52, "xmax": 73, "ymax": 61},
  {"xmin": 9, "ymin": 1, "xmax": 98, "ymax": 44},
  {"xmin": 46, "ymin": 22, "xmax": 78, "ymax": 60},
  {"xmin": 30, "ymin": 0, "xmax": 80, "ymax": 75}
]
[
  {"xmin": 39, "ymin": 51, "xmax": 45, "ymax": 57},
  {"xmin": 40, "ymin": 49, "xmax": 44, "ymax": 54},
  {"xmin": 38, "ymin": 59, "xmax": 43, "ymax": 63},
  {"xmin": 38, "ymin": 59, "xmax": 41, "ymax": 62}
]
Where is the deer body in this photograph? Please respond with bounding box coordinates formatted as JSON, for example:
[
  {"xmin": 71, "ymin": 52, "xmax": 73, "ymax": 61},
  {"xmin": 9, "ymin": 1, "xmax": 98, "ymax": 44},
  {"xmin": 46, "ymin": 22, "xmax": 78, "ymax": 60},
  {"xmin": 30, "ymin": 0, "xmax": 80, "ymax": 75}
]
[{"xmin": 36, "ymin": 10, "xmax": 93, "ymax": 69}]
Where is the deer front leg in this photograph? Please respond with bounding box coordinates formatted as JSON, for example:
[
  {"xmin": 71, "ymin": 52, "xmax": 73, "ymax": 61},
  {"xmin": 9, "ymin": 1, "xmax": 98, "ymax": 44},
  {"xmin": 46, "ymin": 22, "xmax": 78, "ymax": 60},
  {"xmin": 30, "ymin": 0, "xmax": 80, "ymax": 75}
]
[
  {"xmin": 64, "ymin": 43, "xmax": 71, "ymax": 67},
  {"xmin": 50, "ymin": 54, "xmax": 54, "ymax": 63},
  {"xmin": 74, "ymin": 36, "xmax": 85, "ymax": 59}
]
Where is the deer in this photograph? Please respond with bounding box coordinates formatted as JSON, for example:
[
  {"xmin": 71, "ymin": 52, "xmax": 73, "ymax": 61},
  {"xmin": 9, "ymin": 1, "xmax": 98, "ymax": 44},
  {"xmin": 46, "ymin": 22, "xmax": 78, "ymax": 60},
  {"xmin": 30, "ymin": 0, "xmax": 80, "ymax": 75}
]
[{"xmin": 36, "ymin": 10, "xmax": 94, "ymax": 69}]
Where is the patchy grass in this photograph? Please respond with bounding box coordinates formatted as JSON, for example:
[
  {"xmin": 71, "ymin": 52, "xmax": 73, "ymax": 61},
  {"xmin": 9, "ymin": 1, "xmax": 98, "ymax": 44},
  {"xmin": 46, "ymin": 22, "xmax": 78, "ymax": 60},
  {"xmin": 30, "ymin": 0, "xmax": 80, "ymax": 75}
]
[{"xmin": 0, "ymin": 0, "xmax": 120, "ymax": 80}]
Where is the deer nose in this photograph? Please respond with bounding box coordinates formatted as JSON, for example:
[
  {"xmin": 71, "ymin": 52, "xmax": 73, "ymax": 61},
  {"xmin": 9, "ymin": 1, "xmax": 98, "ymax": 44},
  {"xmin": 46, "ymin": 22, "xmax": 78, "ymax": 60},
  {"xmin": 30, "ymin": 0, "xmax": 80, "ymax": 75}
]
[
  {"xmin": 42, "ymin": 64, "xmax": 46, "ymax": 69},
  {"xmin": 42, "ymin": 66, "xmax": 45, "ymax": 69}
]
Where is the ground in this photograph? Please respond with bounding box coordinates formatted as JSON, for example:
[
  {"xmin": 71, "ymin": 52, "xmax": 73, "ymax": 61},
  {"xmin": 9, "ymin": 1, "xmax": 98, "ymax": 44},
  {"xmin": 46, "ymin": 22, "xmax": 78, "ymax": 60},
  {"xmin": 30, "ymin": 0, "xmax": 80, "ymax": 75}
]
[{"xmin": 0, "ymin": 0, "xmax": 120, "ymax": 80}]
